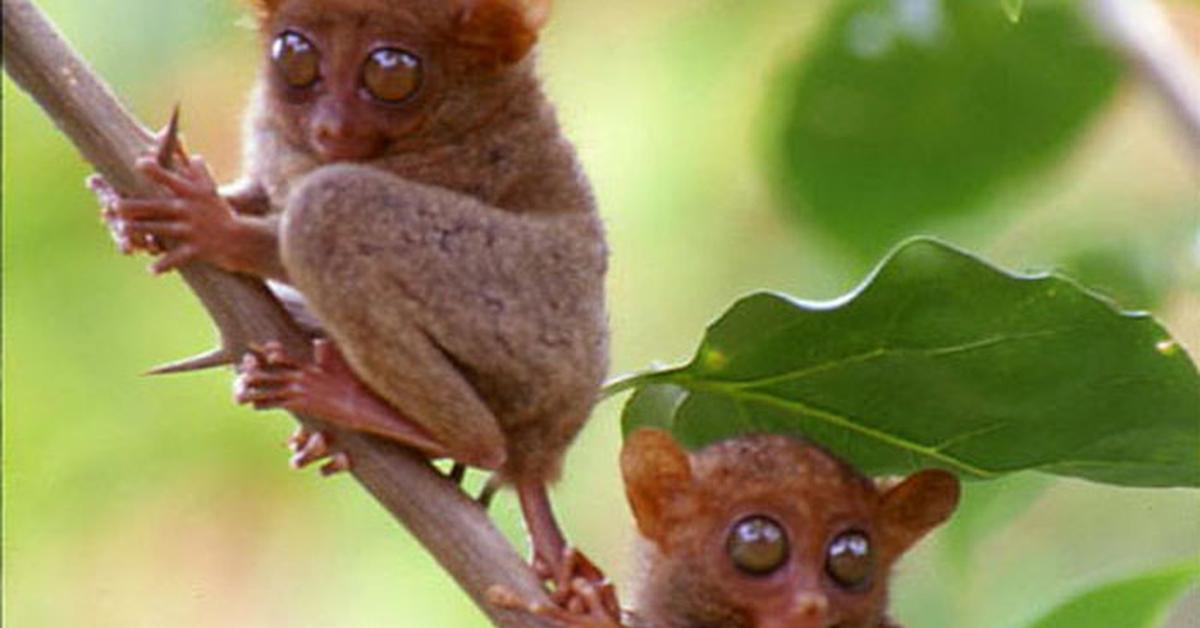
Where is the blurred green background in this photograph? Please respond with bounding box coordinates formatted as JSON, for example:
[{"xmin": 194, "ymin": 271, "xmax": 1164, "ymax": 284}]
[{"xmin": 4, "ymin": 0, "xmax": 1198, "ymax": 626}]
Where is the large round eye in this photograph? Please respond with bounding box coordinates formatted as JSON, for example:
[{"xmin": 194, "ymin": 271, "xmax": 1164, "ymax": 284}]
[
  {"xmin": 362, "ymin": 48, "xmax": 422, "ymax": 103},
  {"xmin": 826, "ymin": 530, "xmax": 875, "ymax": 590},
  {"xmin": 727, "ymin": 515, "xmax": 789, "ymax": 576},
  {"xmin": 272, "ymin": 31, "xmax": 320, "ymax": 88}
]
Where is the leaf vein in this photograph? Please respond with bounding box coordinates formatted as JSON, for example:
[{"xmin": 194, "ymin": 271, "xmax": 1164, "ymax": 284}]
[{"xmin": 687, "ymin": 382, "xmax": 999, "ymax": 477}]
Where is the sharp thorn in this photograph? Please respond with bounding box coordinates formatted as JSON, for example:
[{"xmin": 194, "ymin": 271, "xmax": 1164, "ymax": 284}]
[
  {"xmin": 155, "ymin": 104, "xmax": 183, "ymax": 169},
  {"xmin": 145, "ymin": 347, "xmax": 234, "ymax": 375}
]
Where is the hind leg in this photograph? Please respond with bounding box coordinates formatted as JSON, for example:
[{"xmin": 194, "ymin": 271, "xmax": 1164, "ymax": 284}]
[{"xmin": 235, "ymin": 339, "xmax": 452, "ymax": 464}]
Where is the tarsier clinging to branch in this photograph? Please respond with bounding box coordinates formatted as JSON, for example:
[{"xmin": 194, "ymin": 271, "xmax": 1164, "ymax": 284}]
[
  {"xmin": 89, "ymin": 0, "xmax": 612, "ymax": 608},
  {"xmin": 508, "ymin": 430, "xmax": 960, "ymax": 627}
]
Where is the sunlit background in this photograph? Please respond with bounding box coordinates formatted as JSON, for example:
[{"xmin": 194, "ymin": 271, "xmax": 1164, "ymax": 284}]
[{"xmin": 4, "ymin": 0, "xmax": 1198, "ymax": 626}]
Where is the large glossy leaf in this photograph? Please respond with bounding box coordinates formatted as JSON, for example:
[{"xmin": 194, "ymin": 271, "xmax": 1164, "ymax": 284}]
[
  {"xmin": 1025, "ymin": 561, "xmax": 1199, "ymax": 628},
  {"xmin": 768, "ymin": 0, "xmax": 1122, "ymax": 256},
  {"xmin": 618, "ymin": 239, "xmax": 1200, "ymax": 487}
]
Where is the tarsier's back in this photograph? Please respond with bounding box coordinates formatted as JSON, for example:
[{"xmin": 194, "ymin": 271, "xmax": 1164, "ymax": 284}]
[{"xmin": 242, "ymin": 0, "xmax": 608, "ymax": 481}]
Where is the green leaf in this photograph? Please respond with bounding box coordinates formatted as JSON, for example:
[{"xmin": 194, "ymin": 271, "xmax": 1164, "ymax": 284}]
[
  {"xmin": 1002, "ymin": 0, "xmax": 1024, "ymax": 23},
  {"xmin": 768, "ymin": 0, "xmax": 1122, "ymax": 257},
  {"xmin": 1026, "ymin": 561, "xmax": 1200, "ymax": 628},
  {"xmin": 620, "ymin": 238, "xmax": 1200, "ymax": 487}
]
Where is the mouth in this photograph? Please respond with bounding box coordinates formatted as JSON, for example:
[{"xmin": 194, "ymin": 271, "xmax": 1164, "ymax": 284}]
[{"xmin": 310, "ymin": 136, "xmax": 383, "ymax": 162}]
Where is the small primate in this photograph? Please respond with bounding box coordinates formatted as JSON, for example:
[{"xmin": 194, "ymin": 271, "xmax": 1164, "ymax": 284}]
[
  {"xmin": 503, "ymin": 429, "xmax": 959, "ymax": 627},
  {"xmin": 620, "ymin": 429, "xmax": 959, "ymax": 628},
  {"xmin": 89, "ymin": 0, "xmax": 610, "ymax": 606}
]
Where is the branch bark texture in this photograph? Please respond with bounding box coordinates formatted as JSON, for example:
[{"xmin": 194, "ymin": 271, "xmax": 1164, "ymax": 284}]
[{"xmin": 2, "ymin": 1, "xmax": 554, "ymax": 625}]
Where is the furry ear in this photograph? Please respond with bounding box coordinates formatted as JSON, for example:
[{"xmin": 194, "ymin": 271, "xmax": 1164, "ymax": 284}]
[
  {"xmin": 453, "ymin": 0, "xmax": 549, "ymax": 65},
  {"xmin": 621, "ymin": 429, "xmax": 694, "ymax": 547},
  {"xmin": 878, "ymin": 469, "xmax": 960, "ymax": 553}
]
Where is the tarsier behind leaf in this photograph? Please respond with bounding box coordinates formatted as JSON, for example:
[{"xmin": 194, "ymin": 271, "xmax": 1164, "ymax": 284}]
[
  {"xmin": 620, "ymin": 429, "xmax": 960, "ymax": 628},
  {"xmin": 89, "ymin": 0, "xmax": 612, "ymax": 614}
]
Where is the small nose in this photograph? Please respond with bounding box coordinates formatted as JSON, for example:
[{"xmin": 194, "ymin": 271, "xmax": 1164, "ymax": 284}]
[
  {"xmin": 312, "ymin": 101, "xmax": 353, "ymax": 143},
  {"xmin": 309, "ymin": 99, "xmax": 377, "ymax": 161},
  {"xmin": 757, "ymin": 592, "xmax": 829, "ymax": 628}
]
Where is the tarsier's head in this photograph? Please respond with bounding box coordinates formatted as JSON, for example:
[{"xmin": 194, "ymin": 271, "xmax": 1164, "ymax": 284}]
[
  {"xmin": 622, "ymin": 429, "xmax": 960, "ymax": 628},
  {"xmin": 249, "ymin": 0, "xmax": 548, "ymax": 162}
]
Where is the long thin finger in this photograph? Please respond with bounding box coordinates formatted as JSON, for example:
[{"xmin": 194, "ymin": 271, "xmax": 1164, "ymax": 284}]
[
  {"xmin": 149, "ymin": 244, "xmax": 198, "ymax": 274},
  {"xmin": 287, "ymin": 427, "xmax": 313, "ymax": 451},
  {"xmin": 236, "ymin": 387, "xmax": 299, "ymax": 404},
  {"xmin": 188, "ymin": 155, "xmax": 219, "ymax": 188},
  {"xmin": 262, "ymin": 345, "xmax": 303, "ymax": 369},
  {"xmin": 573, "ymin": 579, "xmax": 620, "ymax": 622},
  {"xmin": 320, "ymin": 452, "xmax": 352, "ymax": 476},
  {"xmin": 290, "ymin": 432, "xmax": 330, "ymax": 467},
  {"xmin": 237, "ymin": 369, "xmax": 301, "ymax": 388},
  {"xmin": 124, "ymin": 220, "xmax": 189, "ymax": 239},
  {"xmin": 235, "ymin": 387, "xmax": 294, "ymax": 406},
  {"xmin": 248, "ymin": 341, "xmax": 286, "ymax": 358},
  {"xmin": 143, "ymin": 234, "xmax": 167, "ymax": 255},
  {"xmin": 112, "ymin": 198, "xmax": 187, "ymax": 220},
  {"xmin": 136, "ymin": 158, "xmax": 204, "ymax": 197}
]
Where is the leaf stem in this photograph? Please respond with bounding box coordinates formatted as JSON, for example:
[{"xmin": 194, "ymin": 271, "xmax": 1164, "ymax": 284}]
[{"xmin": 599, "ymin": 366, "xmax": 686, "ymax": 402}]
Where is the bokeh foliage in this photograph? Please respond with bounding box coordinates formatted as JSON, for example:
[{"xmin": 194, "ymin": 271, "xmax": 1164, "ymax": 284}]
[
  {"xmin": 4, "ymin": 0, "xmax": 1199, "ymax": 627},
  {"xmin": 770, "ymin": 0, "xmax": 1122, "ymax": 258}
]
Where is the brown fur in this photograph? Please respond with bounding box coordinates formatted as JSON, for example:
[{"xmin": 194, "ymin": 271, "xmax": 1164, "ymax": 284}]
[
  {"xmin": 242, "ymin": 0, "xmax": 607, "ymax": 481},
  {"xmin": 621, "ymin": 430, "xmax": 959, "ymax": 628}
]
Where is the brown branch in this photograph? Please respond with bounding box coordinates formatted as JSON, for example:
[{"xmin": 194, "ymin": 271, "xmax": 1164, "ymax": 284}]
[
  {"xmin": 1089, "ymin": 0, "xmax": 1200, "ymax": 156},
  {"xmin": 1, "ymin": 1, "xmax": 555, "ymax": 625}
]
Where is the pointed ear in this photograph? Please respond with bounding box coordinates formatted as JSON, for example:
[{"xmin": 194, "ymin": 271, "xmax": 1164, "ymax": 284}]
[
  {"xmin": 453, "ymin": 0, "xmax": 549, "ymax": 65},
  {"xmin": 621, "ymin": 429, "xmax": 694, "ymax": 546},
  {"xmin": 878, "ymin": 469, "xmax": 960, "ymax": 553}
]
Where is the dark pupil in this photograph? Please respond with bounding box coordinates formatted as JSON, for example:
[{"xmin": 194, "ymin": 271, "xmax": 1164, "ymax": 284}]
[
  {"xmin": 272, "ymin": 31, "xmax": 319, "ymax": 88},
  {"xmin": 727, "ymin": 516, "xmax": 788, "ymax": 576},
  {"xmin": 826, "ymin": 530, "xmax": 874, "ymax": 589},
  {"xmin": 363, "ymin": 48, "xmax": 421, "ymax": 103}
]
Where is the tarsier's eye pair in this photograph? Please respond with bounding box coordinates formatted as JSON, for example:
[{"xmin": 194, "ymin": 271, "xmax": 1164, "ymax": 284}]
[
  {"xmin": 726, "ymin": 516, "xmax": 875, "ymax": 589},
  {"xmin": 271, "ymin": 31, "xmax": 422, "ymax": 103}
]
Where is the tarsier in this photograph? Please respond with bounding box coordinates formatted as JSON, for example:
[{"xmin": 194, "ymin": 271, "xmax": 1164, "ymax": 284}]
[
  {"xmin": 89, "ymin": 0, "xmax": 612, "ymax": 608},
  {"xmin": 504, "ymin": 429, "xmax": 960, "ymax": 627}
]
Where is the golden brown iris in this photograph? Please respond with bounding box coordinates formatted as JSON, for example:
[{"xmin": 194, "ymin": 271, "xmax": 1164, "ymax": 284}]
[
  {"xmin": 362, "ymin": 48, "xmax": 422, "ymax": 103},
  {"xmin": 727, "ymin": 515, "xmax": 789, "ymax": 576},
  {"xmin": 826, "ymin": 530, "xmax": 874, "ymax": 589},
  {"xmin": 272, "ymin": 31, "xmax": 320, "ymax": 89}
]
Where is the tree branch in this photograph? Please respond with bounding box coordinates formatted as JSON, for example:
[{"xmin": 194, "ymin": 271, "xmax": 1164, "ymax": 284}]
[
  {"xmin": 1, "ymin": 1, "xmax": 554, "ymax": 625},
  {"xmin": 1089, "ymin": 0, "xmax": 1200, "ymax": 156}
]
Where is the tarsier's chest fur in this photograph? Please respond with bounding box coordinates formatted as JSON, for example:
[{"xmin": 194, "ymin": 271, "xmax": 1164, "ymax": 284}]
[{"xmin": 245, "ymin": 81, "xmax": 609, "ymax": 481}]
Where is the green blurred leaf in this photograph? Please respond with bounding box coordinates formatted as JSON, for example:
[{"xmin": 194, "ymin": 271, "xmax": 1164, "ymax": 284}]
[
  {"xmin": 1026, "ymin": 561, "xmax": 1200, "ymax": 628},
  {"xmin": 1002, "ymin": 0, "xmax": 1024, "ymax": 23},
  {"xmin": 938, "ymin": 472, "xmax": 1051, "ymax": 572},
  {"xmin": 620, "ymin": 238, "xmax": 1200, "ymax": 487},
  {"xmin": 769, "ymin": 0, "xmax": 1122, "ymax": 257}
]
